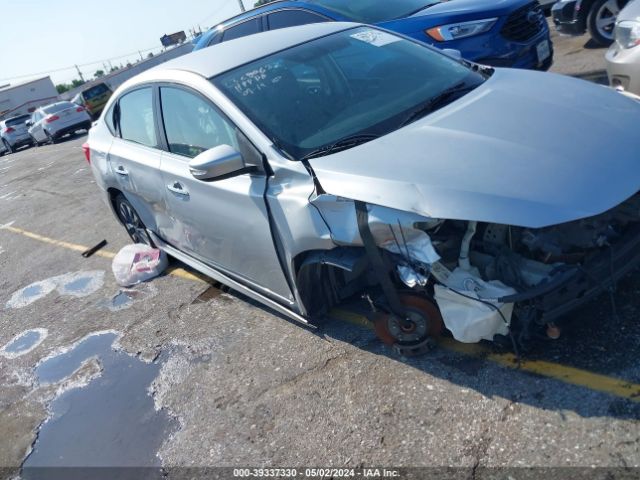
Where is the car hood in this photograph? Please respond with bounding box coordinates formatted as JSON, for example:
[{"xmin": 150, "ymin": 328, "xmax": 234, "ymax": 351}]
[
  {"xmin": 308, "ymin": 69, "xmax": 640, "ymax": 228},
  {"xmin": 413, "ymin": 0, "xmax": 531, "ymax": 17}
]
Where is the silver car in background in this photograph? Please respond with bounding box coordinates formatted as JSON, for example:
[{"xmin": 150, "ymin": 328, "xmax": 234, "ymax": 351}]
[
  {"xmin": 87, "ymin": 23, "xmax": 640, "ymax": 354},
  {"xmin": 1, "ymin": 114, "xmax": 34, "ymax": 153},
  {"xmin": 606, "ymin": 0, "xmax": 640, "ymax": 96},
  {"xmin": 27, "ymin": 101, "xmax": 92, "ymax": 145}
]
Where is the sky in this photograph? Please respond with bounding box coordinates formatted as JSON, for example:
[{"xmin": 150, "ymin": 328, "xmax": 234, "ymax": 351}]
[{"xmin": 0, "ymin": 0, "xmax": 249, "ymax": 87}]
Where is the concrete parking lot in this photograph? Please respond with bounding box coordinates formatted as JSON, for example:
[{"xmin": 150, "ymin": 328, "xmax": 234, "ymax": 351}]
[{"xmin": 0, "ymin": 28, "xmax": 639, "ymax": 480}]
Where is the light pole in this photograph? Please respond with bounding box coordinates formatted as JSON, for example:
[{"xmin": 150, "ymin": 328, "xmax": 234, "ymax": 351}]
[{"xmin": 237, "ymin": 0, "xmax": 245, "ymax": 12}]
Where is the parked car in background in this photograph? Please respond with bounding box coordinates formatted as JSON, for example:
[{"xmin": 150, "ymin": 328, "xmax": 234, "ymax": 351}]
[
  {"xmin": 552, "ymin": 0, "xmax": 628, "ymax": 45},
  {"xmin": 539, "ymin": 0, "xmax": 561, "ymax": 14},
  {"xmin": 1, "ymin": 114, "xmax": 34, "ymax": 154},
  {"xmin": 88, "ymin": 24, "xmax": 640, "ymax": 353},
  {"xmin": 194, "ymin": 0, "xmax": 553, "ymax": 70},
  {"xmin": 71, "ymin": 82, "xmax": 113, "ymax": 119},
  {"xmin": 27, "ymin": 102, "xmax": 92, "ymax": 145},
  {"xmin": 606, "ymin": 0, "xmax": 640, "ymax": 94}
]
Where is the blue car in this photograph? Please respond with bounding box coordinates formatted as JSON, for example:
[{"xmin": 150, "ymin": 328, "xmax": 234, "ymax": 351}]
[{"xmin": 194, "ymin": 0, "xmax": 553, "ymax": 70}]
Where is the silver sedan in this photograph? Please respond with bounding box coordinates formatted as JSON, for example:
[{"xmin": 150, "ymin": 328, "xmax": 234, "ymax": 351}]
[{"xmin": 87, "ymin": 22, "xmax": 640, "ymax": 354}]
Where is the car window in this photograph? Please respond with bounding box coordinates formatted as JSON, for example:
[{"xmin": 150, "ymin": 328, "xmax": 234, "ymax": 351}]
[
  {"xmin": 7, "ymin": 115, "xmax": 31, "ymax": 126},
  {"xmin": 43, "ymin": 103, "xmax": 74, "ymax": 114},
  {"xmin": 84, "ymin": 83, "xmax": 111, "ymax": 100},
  {"xmin": 305, "ymin": 0, "xmax": 440, "ymax": 23},
  {"xmin": 206, "ymin": 31, "xmax": 223, "ymax": 47},
  {"xmin": 118, "ymin": 88, "xmax": 157, "ymax": 147},
  {"xmin": 221, "ymin": 18, "xmax": 261, "ymax": 41},
  {"xmin": 104, "ymin": 103, "xmax": 117, "ymax": 135},
  {"xmin": 214, "ymin": 26, "xmax": 482, "ymax": 160},
  {"xmin": 159, "ymin": 87, "xmax": 240, "ymax": 159},
  {"xmin": 267, "ymin": 9, "xmax": 330, "ymax": 30}
]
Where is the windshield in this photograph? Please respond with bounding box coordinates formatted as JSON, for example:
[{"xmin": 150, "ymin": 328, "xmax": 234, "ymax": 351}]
[
  {"xmin": 213, "ymin": 27, "xmax": 484, "ymax": 160},
  {"xmin": 305, "ymin": 0, "xmax": 439, "ymax": 23}
]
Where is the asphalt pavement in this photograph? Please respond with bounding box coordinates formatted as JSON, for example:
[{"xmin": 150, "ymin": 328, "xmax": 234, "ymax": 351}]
[{"xmin": 0, "ymin": 29, "xmax": 638, "ymax": 480}]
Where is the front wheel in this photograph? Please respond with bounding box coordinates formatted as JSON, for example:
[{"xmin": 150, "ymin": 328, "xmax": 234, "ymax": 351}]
[
  {"xmin": 587, "ymin": 0, "xmax": 623, "ymax": 46},
  {"xmin": 114, "ymin": 194, "xmax": 154, "ymax": 246}
]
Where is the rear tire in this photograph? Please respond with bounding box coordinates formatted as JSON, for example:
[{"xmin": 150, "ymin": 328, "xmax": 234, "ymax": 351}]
[
  {"xmin": 3, "ymin": 139, "xmax": 12, "ymax": 154},
  {"xmin": 114, "ymin": 194, "xmax": 155, "ymax": 246},
  {"xmin": 587, "ymin": 0, "xmax": 622, "ymax": 46}
]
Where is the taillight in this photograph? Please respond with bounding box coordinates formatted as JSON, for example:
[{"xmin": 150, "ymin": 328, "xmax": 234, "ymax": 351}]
[
  {"xmin": 45, "ymin": 115, "xmax": 60, "ymax": 124},
  {"xmin": 82, "ymin": 143, "xmax": 91, "ymax": 164},
  {"xmin": 76, "ymin": 107, "xmax": 85, "ymax": 112},
  {"xmin": 4, "ymin": 127, "xmax": 15, "ymax": 134}
]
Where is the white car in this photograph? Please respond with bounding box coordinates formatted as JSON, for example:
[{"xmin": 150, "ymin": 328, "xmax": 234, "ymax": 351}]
[
  {"xmin": 606, "ymin": 0, "xmax": 640, "ymax": 96},
  {"xmin": 27, "ymin": 102, "xmax": 92, "ymax": 145}
]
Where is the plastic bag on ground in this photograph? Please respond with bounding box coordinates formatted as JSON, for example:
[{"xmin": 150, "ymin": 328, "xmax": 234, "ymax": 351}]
[
  {"xmin": 112, "ymin": 244, "xmax": 168, "ymax": 287},
  {"xmin": 434, "ymin": 267, "xmax": 516, "ymax": 343}
]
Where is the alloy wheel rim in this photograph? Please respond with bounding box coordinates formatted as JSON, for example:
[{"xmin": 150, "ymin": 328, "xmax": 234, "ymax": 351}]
[
  {"xmin": 119, "ymin": 202, "xmax": 147, "ymax": 244},
  {"xmin": 595, "ymin": 0, "xmax": 621, "ymax": 40}
]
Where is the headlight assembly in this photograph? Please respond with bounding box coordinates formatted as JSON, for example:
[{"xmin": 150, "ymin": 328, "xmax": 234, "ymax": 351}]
[
  {"xmin": 615, "ymin": 20, "xmax": 640, "ymax": 49},
  {"xmin": 426, "ymin": 18, "xmax": 498, "ymax": 41}
]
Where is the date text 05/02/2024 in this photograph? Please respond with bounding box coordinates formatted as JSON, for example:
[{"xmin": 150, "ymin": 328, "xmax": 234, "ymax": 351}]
[{"xmin": 233, "ymin": 468, "xmax": 401, "ymax": 478}]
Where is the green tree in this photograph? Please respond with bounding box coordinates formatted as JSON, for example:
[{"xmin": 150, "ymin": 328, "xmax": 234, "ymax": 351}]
[
  {"xmin": 71, "ymin": 79, "xmax": 85, "ymax": 88},
  {"xmin": 254, "ymin": 0, "xmax": 276, "ymax": 6},
  {"xmin": 94, "ymin": 69, "xmax": 105, "ymax": 78},
  {"xmin": 56, "ymin": 84, "xmax": 71, "ymax": 94}
]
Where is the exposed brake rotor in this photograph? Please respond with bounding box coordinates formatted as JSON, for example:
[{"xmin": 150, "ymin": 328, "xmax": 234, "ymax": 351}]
[{"xmin": 374, "ymin": 295, "xmax": 444, "ymax": 356}]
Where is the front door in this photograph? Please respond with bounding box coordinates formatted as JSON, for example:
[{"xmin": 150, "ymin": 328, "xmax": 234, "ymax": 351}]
[{"xmin": 157, "ymin": 85, "xmax": 292, "ymax": 303}]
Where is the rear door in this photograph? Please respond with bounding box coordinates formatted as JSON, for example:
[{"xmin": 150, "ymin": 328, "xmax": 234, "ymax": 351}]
[
  {"xmin": 106, "ymin": 86, "xmax": 168, "ymax": 235},
  {"xmin": 156, "ymin": 85, "xmax": 292, "ymax": 302}
]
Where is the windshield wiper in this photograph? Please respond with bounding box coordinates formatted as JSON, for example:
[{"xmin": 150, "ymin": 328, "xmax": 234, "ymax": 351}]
[
  {"xmin": 400, "ymin": 82, "xmax": 478, "ymax": 127},
  {"xmin": 300, "ymin": 133, "xmax": 380, "ymax": 161}
]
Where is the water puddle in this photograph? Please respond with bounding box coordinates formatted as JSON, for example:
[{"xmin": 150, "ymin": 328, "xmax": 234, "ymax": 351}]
[
  {"xmin": 0, "ymin": 328, "xmax": 48, "ymax": 359},
  {"xmin": 100, "ymin": 283, "xmax": 158, "ymax": 312},
  {"xmin": 5, "ymin": 270, "xmax": 104, "ymax": 309},
  {"xmin": 21, "ymin": 332, "xmax": 176, "ymax": 479},
  {"xmin": 5, "ymin": 279, "xmax": 57, "ymax": 309}
]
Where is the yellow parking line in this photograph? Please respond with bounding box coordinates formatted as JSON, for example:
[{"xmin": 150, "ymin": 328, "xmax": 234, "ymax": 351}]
[
  {"xmin": 332, "ymin": 308, "xmax": 640, "ymax": 403},
  {"xmin": 0, "ymin": 225, "xmax": 205, "ymax": 283},
  {"xmin": 3, "ymin": 225, "xmax": 115, "ymax": 259},
  {"xmin": 3, "ymin": 224, "xmax": 639, "ymax": 402}
]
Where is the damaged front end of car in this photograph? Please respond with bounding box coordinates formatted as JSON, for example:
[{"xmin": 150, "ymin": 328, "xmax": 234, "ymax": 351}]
[{"xmin": 300, "ymin": 192, "xmax": 640, "ymax": 354}]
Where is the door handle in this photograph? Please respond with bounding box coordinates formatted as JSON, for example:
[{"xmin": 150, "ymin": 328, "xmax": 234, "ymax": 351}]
[
  {"xmin": 167, "ymin": 181, "xmax": 189, "ymax": 196},
  {"xmin": 115, "ymin": 166, "xmax": 129, "ymax": 176}
]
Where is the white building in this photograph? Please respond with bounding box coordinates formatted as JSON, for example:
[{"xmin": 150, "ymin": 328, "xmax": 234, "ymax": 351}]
[{"xmin": 0, "ymin": 77, "xmax": 59, "ymax": 120}]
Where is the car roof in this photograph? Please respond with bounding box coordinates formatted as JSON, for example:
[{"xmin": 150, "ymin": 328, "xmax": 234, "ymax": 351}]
[
  {"xmin": 194, "ymin": 1, "xmax": 344, "ymax": 51},
  {"xmin": 139, "ymin": 22, "xmax": 359, "ymax": 81}
]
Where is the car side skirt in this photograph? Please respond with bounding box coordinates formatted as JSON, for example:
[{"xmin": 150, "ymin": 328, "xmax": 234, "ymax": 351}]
[{"xmin": 148, "ymin": 231, "xmax": 311, "ymax": 327}]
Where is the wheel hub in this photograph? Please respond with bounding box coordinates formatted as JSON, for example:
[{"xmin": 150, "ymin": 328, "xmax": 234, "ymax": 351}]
[{"xmin": 374, "ymin": 295, "xmax": 444, "ymax": 356}]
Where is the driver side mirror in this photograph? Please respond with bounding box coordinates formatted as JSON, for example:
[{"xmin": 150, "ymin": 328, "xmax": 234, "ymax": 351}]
[
  {"xmin": 188, "ymin": 144, "xmax": 249, "ymax": 181},
  {"xmin": 25, "ymin": 120, "xmax": 33, "ymax": 127}
]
